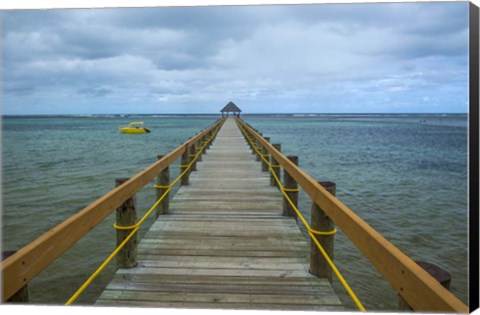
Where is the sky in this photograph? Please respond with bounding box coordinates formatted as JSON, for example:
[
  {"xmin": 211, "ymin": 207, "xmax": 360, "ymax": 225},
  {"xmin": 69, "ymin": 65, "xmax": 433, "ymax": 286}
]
[{"xmin": 1, "ymin": 1, "xmax": 471, "ymax": 114}]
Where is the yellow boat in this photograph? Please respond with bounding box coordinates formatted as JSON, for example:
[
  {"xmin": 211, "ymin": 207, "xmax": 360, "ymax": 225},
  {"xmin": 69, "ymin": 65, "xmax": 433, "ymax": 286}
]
[{"xmin": 119, "ymin": 122, "xmax": 151, "ymax": 134}]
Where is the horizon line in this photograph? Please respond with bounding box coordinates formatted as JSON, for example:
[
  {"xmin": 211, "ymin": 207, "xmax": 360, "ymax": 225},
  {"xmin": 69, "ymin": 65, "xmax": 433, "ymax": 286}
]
[{"xmin": 1, "ymin": 112, "xmax": 469, "ymax": 116}]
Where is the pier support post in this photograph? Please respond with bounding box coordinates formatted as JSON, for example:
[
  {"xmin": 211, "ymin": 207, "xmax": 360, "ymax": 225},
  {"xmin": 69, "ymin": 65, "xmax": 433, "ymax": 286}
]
[
  {"xmin": 181, "ymin": 145, "xmax": 190, "ymax": 185},
  {"xmin": 261, "ymin": 137, "xmax": 270, "ymax": 172},
  {"xmin": 2, "ymin": 251, "xmax": 29, "ymax": 303},
  {"xmin": 256, "ymin": 133, "xmax": 263, "ymax": 161},
  {"xmin": 155, "ymin": 155, "xmax": 170, "ymax": 217},
  {"xmin": 310, "ymin": 181, "xmax": 336, "ymax": 283},
  {"xmin": 189, "ymin": 144, "xmax": 197, "ymax": 171},
  {"xmin": 210, "ymin": 130, "xmax": 215, "ymax": 148},
  {"xmin": 195, "ymin": 141, "xmax": 203, "ymax": 162},
  {"xmin": 270, "ymin": 144, "xmax": 281, "ymax": 187},
  {"xmin": 398, "ymin": 261, "xmax": 452, "ymax": 310},
  {"xmin": 201, "ymin": 135, "xmax": 209, "ymax": 155},
  {"xmin": 282, "ymin": 156, "xmax": 299, "ymax": 219},
  {"xmin": 248, "ymin": 132, "xmax": 255, "ymax": 153},
  {"xmin": 115, "ymin": 178, "xmax": 137, "ymax": 269},
  {"xmin": 243, "ymin": 130, "xmax": 253, "ymax": 150},
  {"xmin": 204, "ymin": 130, "xmax": 213, "ymax": 153}
]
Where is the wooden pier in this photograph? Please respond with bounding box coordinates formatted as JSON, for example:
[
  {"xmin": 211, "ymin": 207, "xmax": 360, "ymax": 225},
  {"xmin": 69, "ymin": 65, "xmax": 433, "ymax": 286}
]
[
  {"xmin": 95, "ymin": 118, "xmax": 343, "ymax": 310},
  {"xmin": 2, "ymin": 108, "xmax": 468, "ymax": 312}
]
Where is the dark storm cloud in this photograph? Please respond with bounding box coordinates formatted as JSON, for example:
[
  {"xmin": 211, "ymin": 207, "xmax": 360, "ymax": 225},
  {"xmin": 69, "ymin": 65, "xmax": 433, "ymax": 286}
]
[{"xmin": 1, "ymin": 2, "xmax": 470, "ymax": 114}]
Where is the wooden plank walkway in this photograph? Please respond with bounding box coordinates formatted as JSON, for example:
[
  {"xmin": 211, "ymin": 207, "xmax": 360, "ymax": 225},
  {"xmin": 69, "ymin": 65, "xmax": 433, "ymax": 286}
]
[{"xmin": 95, "ymin": 118, "xmax": 343, "ymax": 311}]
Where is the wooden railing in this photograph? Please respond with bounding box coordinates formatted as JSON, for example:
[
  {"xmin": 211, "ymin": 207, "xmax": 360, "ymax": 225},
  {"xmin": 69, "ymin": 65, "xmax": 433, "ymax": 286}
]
[
  {"xmin": 1, "ymin": 117, "xmax": 226, "ymax": 302},
  {"xmin": 236, "ymin": 118, "xmax": 468, "ymax": 313}
]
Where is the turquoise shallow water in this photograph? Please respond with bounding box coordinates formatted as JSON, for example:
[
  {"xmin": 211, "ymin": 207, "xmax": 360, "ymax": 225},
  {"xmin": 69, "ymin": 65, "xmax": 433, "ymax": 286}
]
[{"xmin": 1, "ymin": 114, "xmax": 468, "ymax": 310}]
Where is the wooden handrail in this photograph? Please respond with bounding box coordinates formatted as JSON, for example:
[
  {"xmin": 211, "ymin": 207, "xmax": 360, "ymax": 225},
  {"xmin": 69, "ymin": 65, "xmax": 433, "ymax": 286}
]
[
  {"xmin": 1, "ymin": 118, "xmax": 226, "ymax": 302},
  {"xmin": 236, "ymin": 118, "xmax": 468, "ymax": 313}
]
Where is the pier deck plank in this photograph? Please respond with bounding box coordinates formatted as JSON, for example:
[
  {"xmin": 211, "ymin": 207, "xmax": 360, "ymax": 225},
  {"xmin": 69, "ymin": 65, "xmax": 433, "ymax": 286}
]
[{"xmin": 96, "ymin": 118, "xmax": 343, "ymax": 311}]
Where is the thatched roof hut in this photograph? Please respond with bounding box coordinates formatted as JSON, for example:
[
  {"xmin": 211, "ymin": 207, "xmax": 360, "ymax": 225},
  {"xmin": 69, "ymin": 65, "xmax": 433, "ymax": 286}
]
[{"xmin": 220, "ymin": 102, "xmax": 242, "ymax": 117}]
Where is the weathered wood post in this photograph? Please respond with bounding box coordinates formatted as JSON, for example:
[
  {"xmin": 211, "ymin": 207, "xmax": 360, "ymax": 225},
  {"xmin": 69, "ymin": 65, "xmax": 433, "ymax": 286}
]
[
  {"xmin": 180, "ymin": 145, "xmax": 190, "ymax": 185},
  {"xmin": 248, "ymin": 131, "xmax": 255, "ymax": 153},
  {"xmin": 261, "ymin": 137, "xmax": 270, "ymax": 172},
  {"xmin": 209, "ymin": 129, "xmax": 214, "ymax": 148},
  {"xmin": 282, "ymin": 156, "xmax": 299, "ymax": 219},
  {"xmin": 189, "ymin": 143, "xmax": 197, "ymax": 171},
  {"xmin": 205, "ymin": 130, "xmax": 212, "ymax": 150},
  {"xmin": 155, "ymin": 155, "xmax": 170, "ymax": 217},
  {"xmin": 2, "ymin": 251, "xmax": 28, "ymax": 302},
  {"xmin": 115, "ymin": 178, "xmax": 137, "ymax": 269},
  {"xmin": 243, "ymin": 129, "xmax": 252, "ymax": 150},
  {"xmin": 270, "ymin": 144, "xmax": 281, "ymax": 187},
  {"xmin": 205, "ymin": 129, "xmax": 215, "ymax": 151},
  {"xmin": 195, "ymin": 141, "xmax": 202, "ymax": 162},
  {"xmin": 201, "ymin": 134, "xmax": 209, "ymax": 155},
  {"xmin": 256, "ymin": 133, "xmax": 263, "ymax": 161},
  {"xmin": 399, "ymin": 261, "xmax": 452, "ymax": 310},
  {"xmin": 310, "ymin": 181, "xmax": 336, "ymax": 283}
]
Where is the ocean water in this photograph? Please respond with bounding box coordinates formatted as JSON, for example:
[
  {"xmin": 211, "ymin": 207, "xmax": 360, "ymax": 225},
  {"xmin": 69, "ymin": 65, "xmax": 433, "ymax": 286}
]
[{"xmin": 1, "ymin": 114, "xmax": 468, "ymax": 310}]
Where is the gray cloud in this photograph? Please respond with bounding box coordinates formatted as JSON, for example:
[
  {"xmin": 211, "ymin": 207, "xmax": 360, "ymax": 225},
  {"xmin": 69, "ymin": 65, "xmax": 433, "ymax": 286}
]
[
  {"xmin": 77, "ymin": 87, "xmax": 114, "ymax": 97},
  {"xmin": 1, "ymin": 2, "xmax": 469, "ymax": 114}
]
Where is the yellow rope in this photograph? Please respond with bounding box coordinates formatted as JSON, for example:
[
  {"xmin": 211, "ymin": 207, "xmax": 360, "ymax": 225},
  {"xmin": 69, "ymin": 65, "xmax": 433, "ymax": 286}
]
[
  {"xmin": 236, "ymin": 120, "xmax": 365, "ymax": 311},
  {"xmin": 65, "ymin": 121, "xmax": 224, "ymax": 306},
  {"xmin": 282, "ymin": 187, "xmax": 300, "ymax": 192},
  {"xmin": 269, "ymin": 152, "xmax": 365, "ymax": 311},
  {"xmin": 154, "ymin": 185, "xmax": 171, "ymax": 189},
  {"xmin": 113, "ymin": 222, "xmax": 141, "ymax": 230},
  {"xmin": 308, "ymin": 229, "xmax": 364, "ymax": 310},
  {"xmin": 310, "ymin": 227, "xmax": 338, "ymax": 236},
  {"xmin": 66, "ymin": 186, "xmax": 171, "ymax": 305}
]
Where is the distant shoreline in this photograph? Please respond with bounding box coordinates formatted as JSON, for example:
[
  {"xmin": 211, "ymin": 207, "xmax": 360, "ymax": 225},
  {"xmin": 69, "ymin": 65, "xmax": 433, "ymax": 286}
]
[{"xmin": 1, "ymin": 113, "xmax": 468, "ymax": 118}]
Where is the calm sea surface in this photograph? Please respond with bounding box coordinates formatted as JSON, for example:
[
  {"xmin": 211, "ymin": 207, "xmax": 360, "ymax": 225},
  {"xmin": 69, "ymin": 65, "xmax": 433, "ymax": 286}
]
[{"xmin": 1, "ymin": 114, "xmax": 468, "ymax": 310}]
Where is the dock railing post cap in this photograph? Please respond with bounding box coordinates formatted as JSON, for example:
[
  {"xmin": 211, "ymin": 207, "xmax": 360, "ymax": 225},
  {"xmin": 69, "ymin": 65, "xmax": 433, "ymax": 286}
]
[
  {"xmin": 319, "ymin": 181, "xmax": 336, "ymax": 195},
  {"xmin": 115, "ymin": 178, "xmax": 130, "ymax": 185},
  {"xmin": 415, "ymin": 261, "xmax": 451, "ymax": 289},
  {"xmin": 398, "ymin": 261, "xmax": 452, "ymax": 310},
  {"xmin": 2, "ymin": 250, "xmax": 17, "ymax": 260}
]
